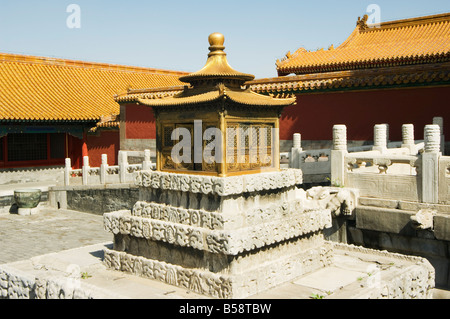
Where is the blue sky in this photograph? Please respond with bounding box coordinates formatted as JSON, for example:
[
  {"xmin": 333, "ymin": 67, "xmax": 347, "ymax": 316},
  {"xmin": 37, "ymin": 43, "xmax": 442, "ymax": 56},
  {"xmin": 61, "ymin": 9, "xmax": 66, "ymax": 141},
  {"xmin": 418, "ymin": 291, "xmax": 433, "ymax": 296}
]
[{"xmin": 0, "ymin": 0, "xmax": 449, "ymax": 79}]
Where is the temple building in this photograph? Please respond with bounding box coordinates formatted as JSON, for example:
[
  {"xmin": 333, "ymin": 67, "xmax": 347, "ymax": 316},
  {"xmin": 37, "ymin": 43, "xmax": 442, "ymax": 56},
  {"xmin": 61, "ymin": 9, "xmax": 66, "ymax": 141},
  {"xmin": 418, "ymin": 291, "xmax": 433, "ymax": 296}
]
[
  {"xmin": 0, "ymin": 53, "xmax": 187, "ymax": 172},
  {"xmin": 118, "ymin": 13, "xmax": 450, "ymax": 157},
  {"xmin": 247, "ymin": 12, "xmax": 450, "ymax": 153}
]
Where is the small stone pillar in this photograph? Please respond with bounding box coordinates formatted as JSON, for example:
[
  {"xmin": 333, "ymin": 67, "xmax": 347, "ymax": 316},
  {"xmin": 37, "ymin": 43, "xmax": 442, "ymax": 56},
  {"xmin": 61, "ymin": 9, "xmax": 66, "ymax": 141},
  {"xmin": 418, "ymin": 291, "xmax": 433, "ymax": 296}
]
[
  {"xmin": 142, "ymin": 149, "xmax": 153, "ymax": 171},
  {"xmin": 422, "ymin": 124, "xmax": 441, "ymax": 204},
  {"xmin": 402, "ymin": 124, "xmax": 416, "ymax": 154},
  {"xmin": 373, "ymin": 124, "xmax": 388, "ymax": 153},
  {"xmin": 64, "ymin": 158, "xmax": 71, "ymax": 186},
  {"xmin": 384, "ymin": 123, "xmax": 390, "ymax": 144},
  {"xmin": 331, "ymin": 125, "xmax": 347, "ymax": 186},
  {"xmin": 118, "ymin": 151, "xmax": 128, "ymax": 183},
  {"xmin": 433, "ymin": 117, "xmax": 445, "ymax": 155},
  {"xmin": 100, "ymin": 154, "xmax": 108, "ymax": 184},
  {"xmin": 82, "ymin": 156, "xmax": 90, "ymax": 186},
  {"xmin": 290, "ymin": 133, "xmax": 303, "ymax": 169},
  {"xmin": 293, "ymin": 133, "xmax": 301, "ymax": 149}
]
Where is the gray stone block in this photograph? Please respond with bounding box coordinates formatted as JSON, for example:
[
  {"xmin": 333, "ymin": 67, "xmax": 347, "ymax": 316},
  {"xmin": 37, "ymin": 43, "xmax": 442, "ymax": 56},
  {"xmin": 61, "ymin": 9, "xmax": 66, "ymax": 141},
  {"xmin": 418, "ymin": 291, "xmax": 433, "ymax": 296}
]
[
  {"xmin": 356, "ymin": 206, "xmax": 416, "ymax": 236},
  {"xmin": 434, "ymin": 214, "xmax": 450, "ymax": 241}
]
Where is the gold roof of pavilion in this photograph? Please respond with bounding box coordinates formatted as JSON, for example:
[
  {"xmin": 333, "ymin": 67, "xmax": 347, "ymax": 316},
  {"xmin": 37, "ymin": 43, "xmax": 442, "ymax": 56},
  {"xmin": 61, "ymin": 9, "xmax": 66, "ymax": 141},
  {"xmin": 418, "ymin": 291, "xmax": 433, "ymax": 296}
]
[
  {"xmin": 137, "ymin": 33, "xmax": 296, "ymax": 108},
  {"xmin": 137, "ymin": 84, "xmax": 295, "ymax": 107}
]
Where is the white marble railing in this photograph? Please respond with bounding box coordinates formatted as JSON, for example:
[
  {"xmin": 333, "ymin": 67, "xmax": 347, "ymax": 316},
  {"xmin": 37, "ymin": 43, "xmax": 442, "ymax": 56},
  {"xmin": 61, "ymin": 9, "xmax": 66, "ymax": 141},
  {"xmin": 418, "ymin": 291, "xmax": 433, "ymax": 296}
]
[
  {"xmin": 328, "ymin": 119, "xmax": 448, "ymax": 204},
  {"xmin": 288, "ymin": 117, "xmax": 445, "ymax": 188},
  {"xmin": 64, "ymin": 150, "xmax": 155, "ymax": 186}
]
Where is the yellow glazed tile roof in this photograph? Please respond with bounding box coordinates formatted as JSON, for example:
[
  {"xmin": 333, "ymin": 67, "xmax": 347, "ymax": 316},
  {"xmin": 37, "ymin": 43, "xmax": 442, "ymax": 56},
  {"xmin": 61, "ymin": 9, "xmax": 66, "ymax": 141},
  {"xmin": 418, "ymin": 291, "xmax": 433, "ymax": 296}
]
[
  {"xmin": 276, "ymin": 13, "xmax": 450, "ymax": 76},
  {"xmin": 0, "ymin": 53, "xmax": 188, "ymax": 122}
]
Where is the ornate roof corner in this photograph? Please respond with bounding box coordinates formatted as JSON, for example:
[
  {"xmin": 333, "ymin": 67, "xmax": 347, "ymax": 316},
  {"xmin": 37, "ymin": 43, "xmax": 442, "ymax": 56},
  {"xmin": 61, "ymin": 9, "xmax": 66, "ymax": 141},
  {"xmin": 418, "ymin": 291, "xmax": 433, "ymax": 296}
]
[{"xmin": 357, "ymin": 14, "xmax": 369, "ymax": 31}]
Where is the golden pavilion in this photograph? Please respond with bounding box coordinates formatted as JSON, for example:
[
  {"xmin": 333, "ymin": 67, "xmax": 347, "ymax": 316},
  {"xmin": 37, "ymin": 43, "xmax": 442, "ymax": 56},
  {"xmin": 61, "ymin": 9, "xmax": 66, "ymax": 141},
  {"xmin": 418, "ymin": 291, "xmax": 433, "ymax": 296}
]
[{"xmin": 136, "ymin": 33, "xmax": 296, "ymax": 176}]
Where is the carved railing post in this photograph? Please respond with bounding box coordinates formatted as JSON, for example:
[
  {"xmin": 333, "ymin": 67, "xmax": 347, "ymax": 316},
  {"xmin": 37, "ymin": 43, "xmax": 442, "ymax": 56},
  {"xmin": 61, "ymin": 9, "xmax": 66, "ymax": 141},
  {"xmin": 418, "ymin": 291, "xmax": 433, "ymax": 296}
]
[
  {"xmin": 384, "ymin": 123, "xmax": 390, "ymax": 144},
  {"xmin": 402, "ymin": 124, "xmax": 416, "ymax": 154},
  {"xmin": 373, "ymin": 124, "xmax": 388, "ymax": 153},
  {"xmin": 290, "ymin": 133, "xmax": 303, "ymax": 169},
  {"xmin": 82, "ymin": 156, "xmax": 90, "ymax": 185},
  {"xmin": 433, "ymin": 116, "xmax": 445, "ymax": 155},
  {"xmin": 64, "ymin": 158, "xmax": 71, "ymax": 186},
  {"xmin": 142, "ymin": 149, "xmax": 152, "ymax": 171},
  {"xmin": 293, "ymin": 133, "xmax": 301, "ymax": 149},
  {"xmin": 422, "ymin": 124, "xmax": 441, "ymax": 203},
  {"xmin": 331, "ymin": 125, "xmax": 347, "ymax": 187},
  {"xmin": 100, "ymin": 154, "xmax": 108, "ymax": 184},
  {"xmin": 119, "ymin": 151, "xmax": 128, "ymax": 183}
]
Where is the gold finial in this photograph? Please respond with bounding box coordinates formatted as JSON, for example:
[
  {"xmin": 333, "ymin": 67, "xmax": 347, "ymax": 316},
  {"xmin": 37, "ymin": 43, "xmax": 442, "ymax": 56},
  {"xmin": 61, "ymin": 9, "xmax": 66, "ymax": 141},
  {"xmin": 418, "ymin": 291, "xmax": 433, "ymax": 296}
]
[
  {"xmin": 179, "ymin": 32, "xmax": 255, "ymax": 84},
  {"xmin": 208, "ymin": 32, "xmax": 226, "ymax": 56}
]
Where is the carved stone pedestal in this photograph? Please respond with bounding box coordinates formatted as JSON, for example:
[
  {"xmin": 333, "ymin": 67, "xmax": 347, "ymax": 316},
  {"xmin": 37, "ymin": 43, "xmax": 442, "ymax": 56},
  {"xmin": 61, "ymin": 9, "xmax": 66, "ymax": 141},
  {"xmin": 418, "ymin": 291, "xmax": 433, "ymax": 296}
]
[{"xmin": 103, "ymin": 169, "xmax": 334, "ymax": 299}]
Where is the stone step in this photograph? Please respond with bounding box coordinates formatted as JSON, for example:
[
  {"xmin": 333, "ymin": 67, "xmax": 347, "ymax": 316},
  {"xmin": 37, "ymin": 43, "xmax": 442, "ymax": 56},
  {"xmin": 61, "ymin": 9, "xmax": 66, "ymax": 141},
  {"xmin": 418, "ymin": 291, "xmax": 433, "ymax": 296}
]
[{"xmin": 358, "ymin": 197, "xmax": 450, "ymax": 213}]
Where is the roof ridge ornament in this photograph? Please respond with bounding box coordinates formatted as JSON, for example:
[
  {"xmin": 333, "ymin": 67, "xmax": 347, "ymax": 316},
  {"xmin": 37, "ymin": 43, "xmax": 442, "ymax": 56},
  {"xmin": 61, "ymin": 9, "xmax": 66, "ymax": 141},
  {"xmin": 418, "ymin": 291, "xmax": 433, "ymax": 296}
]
[{"xmin": 357, "ymin": 14, "xmax": 369, "ymax": 31}]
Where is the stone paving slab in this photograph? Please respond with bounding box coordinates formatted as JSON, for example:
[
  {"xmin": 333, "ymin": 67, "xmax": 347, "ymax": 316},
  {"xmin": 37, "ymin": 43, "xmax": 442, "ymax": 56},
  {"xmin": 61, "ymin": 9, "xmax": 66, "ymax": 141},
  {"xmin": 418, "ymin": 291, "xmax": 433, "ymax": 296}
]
[
  {"xmin": 293, "ymin": 267, "xmax": 366, "ymax": 293},
  {"xmin": 0, "ymin": 208, "xmax": 111, "ymax": 264}
]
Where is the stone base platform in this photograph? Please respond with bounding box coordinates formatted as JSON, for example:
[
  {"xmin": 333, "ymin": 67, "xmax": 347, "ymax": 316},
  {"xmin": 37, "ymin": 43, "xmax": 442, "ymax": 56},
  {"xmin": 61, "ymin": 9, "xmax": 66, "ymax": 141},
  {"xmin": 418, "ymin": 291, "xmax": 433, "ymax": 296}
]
[
  {"xmin": 0, "ymin": 241, "xmax": 435, "ymax": 299},
  {"xmin": 103, "ymin": 232, "xmax": 333, "ymax": 299}
]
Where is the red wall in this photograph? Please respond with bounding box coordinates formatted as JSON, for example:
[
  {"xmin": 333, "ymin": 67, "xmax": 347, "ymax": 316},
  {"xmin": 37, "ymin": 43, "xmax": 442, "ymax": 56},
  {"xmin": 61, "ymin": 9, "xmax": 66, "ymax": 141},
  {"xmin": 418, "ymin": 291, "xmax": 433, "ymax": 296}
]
[
  {"xmin": 126, "ymin": 104, "xmax": 156, "ymax": 139},
  {"xmin": 87, "ymin": 130, "xmax": 120, "ymax": 167},
  {"xmin": 280, "ymin": 86, "xmax": 450, "ymax": 142},
  {"xmin": 67, "ymin": 134, "xmax": 83, "ymax": 169}
]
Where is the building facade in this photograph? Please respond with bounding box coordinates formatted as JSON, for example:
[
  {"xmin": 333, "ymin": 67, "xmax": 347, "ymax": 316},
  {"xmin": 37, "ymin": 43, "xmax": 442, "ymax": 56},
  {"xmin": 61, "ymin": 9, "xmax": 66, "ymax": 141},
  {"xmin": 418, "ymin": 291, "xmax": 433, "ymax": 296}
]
[
  {"xmin": 247, "ymin": 13, "xmax": 450, "ymax": 153},
  {"xmin": 0, "ymin": 53, "xmax": 187, "ymax": 177}
]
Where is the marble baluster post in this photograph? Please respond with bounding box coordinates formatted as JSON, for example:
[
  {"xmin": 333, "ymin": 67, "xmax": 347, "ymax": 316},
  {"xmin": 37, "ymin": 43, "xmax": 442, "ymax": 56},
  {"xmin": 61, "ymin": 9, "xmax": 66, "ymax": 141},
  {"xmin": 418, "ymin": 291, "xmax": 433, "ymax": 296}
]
[
  {"xmin": 142, "ymin": 149, "xmax": 153, "ymax": 171},
  {"xmin": 402, "ymin": 124, "xmax": 416, "ymax": 155},
  {"xmin": 289, "ymin": 133, "xmax": 303, "ymax": 169},
  {"xmin": 82, "ymin": 156, "xmax": 90, "ymax": 186},
  {"xmin": 331, "ymin": 125, "xmax": 347, "ymax": 187},
  {"xmin": 422, "ymin": 124, "xmax": 441, "ymax": 204},
  {"xmin": 373, "ymin": 124, "xmax": 387, "ymax": 153},
  {"xmin": 64, "ymin": 158, "xmax": 71, "ymax": 186},
  {"xmin": 433, "ymin": 117, "xmax": 445, "ymax": 155},
  {"xmin": 100, "ymin": 154, "xmax": 108, "ymax": 184}
]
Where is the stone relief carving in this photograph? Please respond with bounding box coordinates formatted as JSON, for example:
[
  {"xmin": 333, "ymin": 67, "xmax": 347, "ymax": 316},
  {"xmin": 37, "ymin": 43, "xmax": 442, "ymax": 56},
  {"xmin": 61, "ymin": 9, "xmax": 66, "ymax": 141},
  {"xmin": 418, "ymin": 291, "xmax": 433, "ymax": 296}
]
[
  {"xmin": 410, "ymin": 209, "xmax": 436, "ymax": 230},
  {"xmin": 102, "ymin": 248, "xmax": 233, "ymax": 299},
  {"xmin": 104, "ymin": 206, "xmax": 332, "ymax": 255},
  {"xmin": 303, "ymin": 186, "xmax": 357, "ymax": 217},
  {"xmin": 134, "ymin": 169, "xmax": 303, "ymax": 196},
  {"xmin": 131, "ymin": 201, "xmax": 225, "ymax": 231}
]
